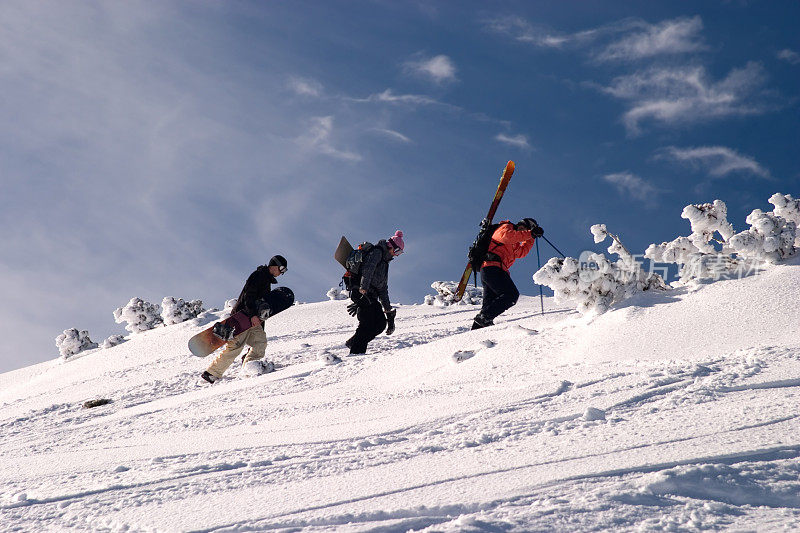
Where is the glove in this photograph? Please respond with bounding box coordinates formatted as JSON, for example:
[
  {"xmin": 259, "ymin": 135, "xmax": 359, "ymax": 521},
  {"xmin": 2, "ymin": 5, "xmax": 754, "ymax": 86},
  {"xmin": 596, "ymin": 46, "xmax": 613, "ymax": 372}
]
[
  {"xmin": 385, "ymin": 308, "xmax": 396, "ymax": 335},
  {"xmin": 531, "ymin": 225, "xmax": 544, "ymax": 238},
  {"xmin": 255, "ymin": 299, "xmax": 271, "ymax": 320},
  {"xmin": 347, "ymin": 302, "xmax": 359, "ymax": 316}
]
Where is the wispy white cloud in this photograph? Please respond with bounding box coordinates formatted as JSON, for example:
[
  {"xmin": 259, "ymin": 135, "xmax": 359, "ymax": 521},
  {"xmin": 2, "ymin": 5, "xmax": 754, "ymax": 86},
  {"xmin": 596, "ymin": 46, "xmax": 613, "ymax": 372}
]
[
  {"xmin": 602, "ymin": 172, "xmax": 660, "ymax": 202},
  {"xmin": 484, "ymin": 15, "xmax": 602, "ymax": 48},
  {"xmin": 657, "ymin": 146, "xmax": 771, "ymax": 179},
  {"xmin": 404, "ymin": 54, "xmax": 457, "ymax": 84},
  {"xmin": 596, "ymin": 16, "xmax": 706, "ymax": 62},
  {"xmin": 599, "ymin": 62, "xmax": 769, "ymax": 135},
  {"xmin": 777, "ymin": 48, "xmax": 800, "ymax": 65},
  {"xmin": 487, "ymin": 15, "xmax": 704, "ymax": 63},
  {"xmin": 372, "ymin": 128, "xmax": 412, "ymax": 143},
  {"xmin": 288, "ymin": 76, "xmax": 323, "ymax": 97},
  {"xmin": 352, "ymin": 88, "xmax": 446, "ymax": 107},
  {"xmin": 495, "ymin": 133, "xmax": 531, "ymax": 149},
  {"xmin": 296, "ymin": 116, "xmax": 362, "ymax": 161}
]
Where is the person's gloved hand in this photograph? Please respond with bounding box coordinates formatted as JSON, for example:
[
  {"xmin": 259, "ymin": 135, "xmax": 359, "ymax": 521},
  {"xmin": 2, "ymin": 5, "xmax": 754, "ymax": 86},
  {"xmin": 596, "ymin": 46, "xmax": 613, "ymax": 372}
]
[
  {"xmin": 385, "ymin": 308, "xmax": 396, "ymax": 335},
  {"xmin": 347, "ymin": 302, "xmax": 359, "ymax": 316},
  {"xmin": 531, "ymin": 225, "xmax": 544, "ymax": 238}
]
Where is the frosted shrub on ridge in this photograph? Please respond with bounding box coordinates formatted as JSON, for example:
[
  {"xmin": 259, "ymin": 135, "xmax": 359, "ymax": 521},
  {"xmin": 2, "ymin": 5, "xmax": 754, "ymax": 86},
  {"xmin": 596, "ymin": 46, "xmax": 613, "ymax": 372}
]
[
  {"xmin": 223, "ymin": 299, "xmax": 238, "ymax": 315},
  {"xmin": 769, "ymin": 193, "xmax": 800, "ymax": 246},
  {"xmin": 647, "ymin": 196, "xmax": 798, "ymax": 281},
  {"xmin": 327, "ymin": 287, "xmax": 349, "ymax": 300},
  {"xmin": 100, "ymin": 335, "xmax": 126, "ymax": 349},
  {"xmin": 646, "ymin": 200, "xmax": 739, "ymax": 282},
  {"xmin": 424, "ymin": 281, "xmax": 483, "ymax": 306},
  {"xmin": 113, "ymin": 298, "xmax": 163, "ymax": 333},
  {"xmin": 56, "ymin": 329, "xmax": 98, "ymax": 359},
  {"xmin": 160, "ymin": 297, "xmax": 204, "ymax": 325},
  {"xmin": 682, "ymin": 200, "xmax": 735, "ymax": 252},
  {"xmin": 534, "ymin": 225, "xmax": 666, "ymax": 315},
  {"xmin": 729, "ymin": 209, "xmax": 797, "ymax": 263}
]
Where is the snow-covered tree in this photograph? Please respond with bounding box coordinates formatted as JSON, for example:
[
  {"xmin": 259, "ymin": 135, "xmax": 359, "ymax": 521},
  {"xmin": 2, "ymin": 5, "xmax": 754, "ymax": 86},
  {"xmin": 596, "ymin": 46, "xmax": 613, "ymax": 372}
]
[
  {"xmin": 646, "ymin": 196, "xmax": 798, "ymax": 281},
  {"xmin": 769, "ymin": 193, "xmax": 800, "ymax": 246},
  {"xmin": 681, "ymin": 200, "xmax": 735, "ymax": 253},
  {"xmin": 160, "ymin": 297, "xmax": 204, "ymax": 325},
  {"xmin": 100, "ymin": 335, "xmax": 126, "ymax": 349},
  {"xmin": 729, "ymin": 209, "xmax": 797, "ymax": 263},
  {"xmin": 424, "ymin": 281, "xmax": 483, "ymax": 306},
  {"xmin": 327, "ymin": 287, "xmax": 349, "ymax": 300},
  {"xmin": 534, "ymin": 225, "xmax": 666, "ymax": 315},
  {"xmin": 646, "ymin": 200, "xmax": 740, "ymax": 283},
  {"xmin": 113, "ymin": 298, "xmax": 163, "ymax": 333},
  {"xmin": 223, "ymin": 299, "xmax": 238, "ymax": 315},
  {"xmin": 56, "ymin": 329, "xmax": 98, "ymax": 359}
]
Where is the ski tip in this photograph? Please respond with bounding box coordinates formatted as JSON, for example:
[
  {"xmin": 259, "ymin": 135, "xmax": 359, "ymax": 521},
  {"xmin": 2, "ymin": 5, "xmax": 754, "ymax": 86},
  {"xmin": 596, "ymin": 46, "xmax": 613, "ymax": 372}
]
[{"xmin": 506, "ymin": 160, "xmax": 515, "ymax": 172}]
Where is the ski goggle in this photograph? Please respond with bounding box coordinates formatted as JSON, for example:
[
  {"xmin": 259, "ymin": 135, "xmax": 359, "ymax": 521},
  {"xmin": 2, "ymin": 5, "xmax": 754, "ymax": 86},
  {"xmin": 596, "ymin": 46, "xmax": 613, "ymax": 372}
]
[
  {"xmin": 279, "ymin": 265, "xmax": 288, "ymax": 274},
  {"xmin": 391, "ymin": 245, "xmax": 403, "ymax": 256}
]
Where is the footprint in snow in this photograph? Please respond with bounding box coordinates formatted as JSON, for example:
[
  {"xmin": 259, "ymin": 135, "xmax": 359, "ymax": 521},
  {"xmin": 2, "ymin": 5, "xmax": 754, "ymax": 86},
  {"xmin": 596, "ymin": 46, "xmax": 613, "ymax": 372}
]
[
  {"xmin": 453, "ymin": 339, "xmax": 496, "ymax": 363},
  {"xmin": 452, "ymin": 350, "xmax": 475, "ymax": 363},
  {"xmin": 320, "ymin": 351, "xmax": 342, "ymax": 365}
]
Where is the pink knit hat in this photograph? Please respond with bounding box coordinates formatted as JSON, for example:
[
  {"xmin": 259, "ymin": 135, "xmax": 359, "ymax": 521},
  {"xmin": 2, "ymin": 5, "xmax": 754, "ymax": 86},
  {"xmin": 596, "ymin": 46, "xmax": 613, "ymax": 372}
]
[{"xmin": 388, "ymin": 230, "xmax": 404, "ymax": 252}]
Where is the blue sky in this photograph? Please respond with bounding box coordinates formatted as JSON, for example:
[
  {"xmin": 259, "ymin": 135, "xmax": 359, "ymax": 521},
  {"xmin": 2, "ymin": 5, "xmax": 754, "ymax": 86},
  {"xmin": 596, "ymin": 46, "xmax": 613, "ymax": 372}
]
[{"xmin": 1, "ymin": 1, "xmax": 798, "ymax": 372}]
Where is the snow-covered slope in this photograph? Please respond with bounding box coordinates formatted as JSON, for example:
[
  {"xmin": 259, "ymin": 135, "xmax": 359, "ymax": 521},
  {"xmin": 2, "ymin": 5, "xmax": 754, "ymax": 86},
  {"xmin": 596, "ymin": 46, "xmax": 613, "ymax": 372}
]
[{"xmin": 2, "ymin": 262, "xmax": 799, "ymax": 532}]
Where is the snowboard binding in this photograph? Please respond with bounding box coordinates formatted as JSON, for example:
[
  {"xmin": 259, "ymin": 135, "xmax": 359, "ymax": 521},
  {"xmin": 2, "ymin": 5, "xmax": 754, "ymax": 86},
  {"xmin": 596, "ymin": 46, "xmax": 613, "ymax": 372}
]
[{"xmin": 212, "ymin": 321, "xmax": 235, "ymax": 341}]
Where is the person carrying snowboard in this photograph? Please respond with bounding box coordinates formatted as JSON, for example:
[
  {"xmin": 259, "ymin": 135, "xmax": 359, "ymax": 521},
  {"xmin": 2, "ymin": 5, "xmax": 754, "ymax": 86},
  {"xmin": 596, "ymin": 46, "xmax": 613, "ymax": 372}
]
[
  {"xmin": 345, "ymin": 231, "xmax": 404, "ymax": 354},
  {"xmin": 201, "ymin": 255, "xmax": 288, "ymax": 383},
  {"xmin": 472, "ymin": 219, "xmax": 543, "ymax": 329}
]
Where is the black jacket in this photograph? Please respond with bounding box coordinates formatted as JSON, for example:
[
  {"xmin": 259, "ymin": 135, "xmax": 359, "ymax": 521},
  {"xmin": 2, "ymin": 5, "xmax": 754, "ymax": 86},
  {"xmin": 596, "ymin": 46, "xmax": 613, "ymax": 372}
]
[
  {"xmin": 232, "ymin": 266, "xmax": 277, "ymax": 318},
  {"xmin": 358, "ymin": 240, "xmax": 392, "ymax": 311}
]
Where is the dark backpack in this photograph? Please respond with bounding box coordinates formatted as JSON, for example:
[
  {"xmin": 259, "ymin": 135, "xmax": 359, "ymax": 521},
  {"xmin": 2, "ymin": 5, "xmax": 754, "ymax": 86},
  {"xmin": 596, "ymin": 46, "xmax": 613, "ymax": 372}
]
[
  {"xmin": 468, "ymin": 220, "xmax": 502, "ymax": 273},
  {"xmin": 342, "ymin": 242, "xmax": 374, "ymax": 290},
  {"xmin": 345, "ymin": 242, "xmax": 374, "ymax": 275}
]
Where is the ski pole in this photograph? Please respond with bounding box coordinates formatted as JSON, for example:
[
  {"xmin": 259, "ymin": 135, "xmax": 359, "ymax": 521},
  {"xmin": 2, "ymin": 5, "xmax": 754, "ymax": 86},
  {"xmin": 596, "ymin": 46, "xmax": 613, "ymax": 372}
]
[
  {"xmin": 542, "ymin": 235, "xmax": 567, "ymax": 258},
  {"xmin": 535, "ymin": 238, "xmax": 544, "ymax": 316}
]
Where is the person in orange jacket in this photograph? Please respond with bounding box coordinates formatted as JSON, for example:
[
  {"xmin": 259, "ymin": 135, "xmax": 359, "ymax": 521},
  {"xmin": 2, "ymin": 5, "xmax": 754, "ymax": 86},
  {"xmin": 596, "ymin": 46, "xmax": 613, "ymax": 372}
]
[{"xmin": 472, "ymin": 218, "xmax": 544, "ymax": 329}]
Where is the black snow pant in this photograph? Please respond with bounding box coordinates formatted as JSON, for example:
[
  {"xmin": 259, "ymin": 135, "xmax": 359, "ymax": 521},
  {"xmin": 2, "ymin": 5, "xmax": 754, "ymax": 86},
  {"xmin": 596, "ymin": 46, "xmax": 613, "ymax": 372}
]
[
  {"xmin": 476, "ymin": 266, "xmax": 519, "ymax": 325},
  {"xmin": 347, "ymin": 297, "xmax": 387, "ymax": 354}
]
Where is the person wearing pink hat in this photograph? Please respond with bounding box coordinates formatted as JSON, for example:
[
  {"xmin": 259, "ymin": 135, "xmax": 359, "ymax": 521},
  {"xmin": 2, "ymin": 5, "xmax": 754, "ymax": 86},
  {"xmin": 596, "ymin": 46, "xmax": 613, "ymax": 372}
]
[{"xmin": 345, "ymin": 230, "xmax": 404, "ymax": 354}]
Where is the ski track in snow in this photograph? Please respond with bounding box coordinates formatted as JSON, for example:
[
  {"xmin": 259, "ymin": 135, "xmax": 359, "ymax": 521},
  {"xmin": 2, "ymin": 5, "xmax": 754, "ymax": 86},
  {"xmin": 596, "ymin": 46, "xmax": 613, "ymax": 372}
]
[{"xmin": 1, "ymin": 264, "xmax": 800, "ymax": 532}]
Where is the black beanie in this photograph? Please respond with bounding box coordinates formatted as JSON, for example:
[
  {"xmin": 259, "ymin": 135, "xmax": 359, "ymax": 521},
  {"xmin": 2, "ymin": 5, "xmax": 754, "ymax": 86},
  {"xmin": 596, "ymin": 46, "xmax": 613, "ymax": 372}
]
[{"xmin": 269, "ymin": 255, "xmax": 287, "ymax": 268}]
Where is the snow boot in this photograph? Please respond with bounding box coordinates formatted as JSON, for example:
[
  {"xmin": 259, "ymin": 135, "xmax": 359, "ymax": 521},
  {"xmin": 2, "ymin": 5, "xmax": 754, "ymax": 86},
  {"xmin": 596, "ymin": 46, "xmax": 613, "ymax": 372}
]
[
  {"xmin": 201, "ymin": 371, "xmax": 218, "ymax": 384},
  {"xmin": 471, "ymin": 314, "xmax": 494, "ymax": 330}
]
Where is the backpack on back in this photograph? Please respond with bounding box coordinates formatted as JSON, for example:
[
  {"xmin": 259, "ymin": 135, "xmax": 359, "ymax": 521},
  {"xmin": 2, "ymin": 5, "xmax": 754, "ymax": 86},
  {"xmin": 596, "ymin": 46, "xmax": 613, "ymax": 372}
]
[
  {"xmin": 468, "ymin": 220, "xmax": 503, "ymax": 273},
  {"xmin": 343, "ymin": 241, "xmax": 374, "ymax": 290}
]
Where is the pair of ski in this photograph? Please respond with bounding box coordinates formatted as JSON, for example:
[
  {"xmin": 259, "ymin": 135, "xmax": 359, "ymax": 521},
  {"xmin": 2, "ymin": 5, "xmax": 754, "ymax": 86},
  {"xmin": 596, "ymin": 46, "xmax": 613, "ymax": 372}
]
[{"xmin": 454, "ymin": 160, "xmax": 515, "ymax": 302}]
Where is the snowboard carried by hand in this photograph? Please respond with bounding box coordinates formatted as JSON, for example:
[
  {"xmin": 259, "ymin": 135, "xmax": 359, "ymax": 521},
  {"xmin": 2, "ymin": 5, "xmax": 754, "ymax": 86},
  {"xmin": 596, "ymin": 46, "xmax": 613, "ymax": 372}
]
[{"xmin": 188, "ymin": 287, "xmax": 295, "ymax": 357}]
